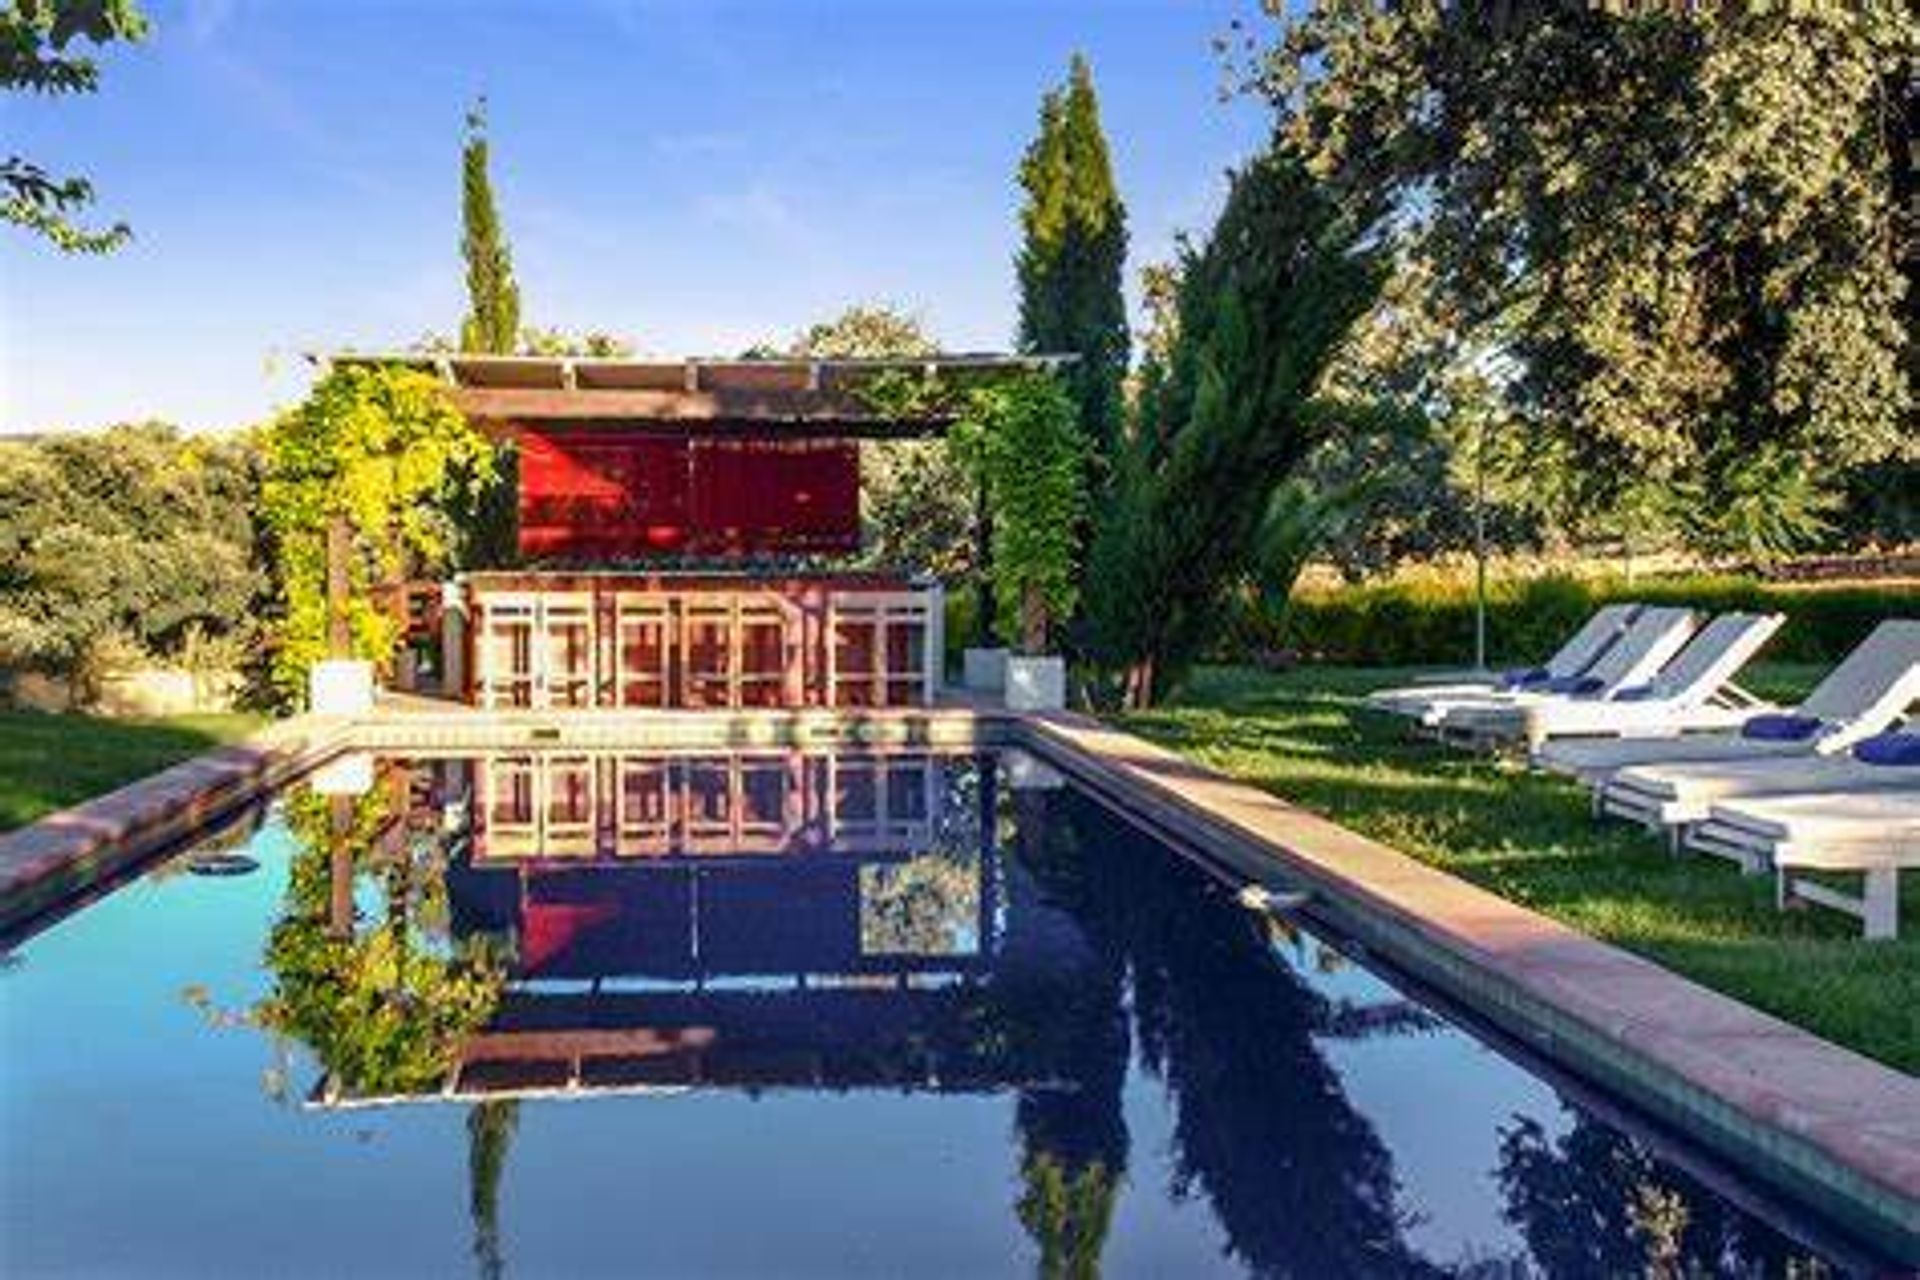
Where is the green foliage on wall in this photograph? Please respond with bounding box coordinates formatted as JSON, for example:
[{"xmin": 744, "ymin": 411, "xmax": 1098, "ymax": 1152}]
[
  {"xmin": 1016, "ymin": 54, "xmax": 1130, "ymax": 466},
  {"xmin": 259, "ymin": 365, "xmax": 493, "ymax": 702},
  {"xmin": 0, "ymin": 423, "xmax": 263, "ymax": 698},
  {"xmin": 964, "ymin": 374, "xmax": 1087, "ymax": 653}
]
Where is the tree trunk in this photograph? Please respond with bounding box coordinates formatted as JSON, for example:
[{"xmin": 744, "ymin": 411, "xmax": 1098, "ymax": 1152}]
[{"xmin": 1020, "ymin": 583, "xmax": 1048, "ymax": 655}]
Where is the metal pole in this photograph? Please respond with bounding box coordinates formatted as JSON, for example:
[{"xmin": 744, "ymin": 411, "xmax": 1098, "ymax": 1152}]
[{"xmin": 1473, "ymin": 414, "xmax": 1489, "ymax": 673}]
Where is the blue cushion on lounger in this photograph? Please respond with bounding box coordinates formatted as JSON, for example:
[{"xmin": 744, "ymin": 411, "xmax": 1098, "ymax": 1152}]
[
  {"xmin": 1541, "ymin": 674, "xmax": 1605, "ymax": 695},
  {"xmin": 1612, "ymin": 683, "xmax": 1660, "ymax": 702},
  {"xmin": 1499, "ymin": 666, "xmax": 1551, "ymax": 690},
  {"xmin": 1740, "ymin": 713, "xmax": 1822, "ymax": 741},
  {"xmin": 1852, "ymin": 733, "xmax": 1920, "ymax": 767}
]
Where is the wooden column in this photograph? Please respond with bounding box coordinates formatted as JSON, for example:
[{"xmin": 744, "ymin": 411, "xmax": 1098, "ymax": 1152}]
[{"xmin": 326, "ymin": 515, "xmax": 352, "ymax": 659}]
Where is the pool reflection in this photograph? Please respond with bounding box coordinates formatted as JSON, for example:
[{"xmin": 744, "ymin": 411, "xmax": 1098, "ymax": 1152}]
[{"xmin": 247, "ymin": 749, "xmax": 1842, "ymax": 1277}]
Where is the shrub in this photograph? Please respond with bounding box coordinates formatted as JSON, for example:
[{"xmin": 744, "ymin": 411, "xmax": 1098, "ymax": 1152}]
[{"xmin": 1242, "ymin": 572, "xmax": 1916, "ymax": 667}]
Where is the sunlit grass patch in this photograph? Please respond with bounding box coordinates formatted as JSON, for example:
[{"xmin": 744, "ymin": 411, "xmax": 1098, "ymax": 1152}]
[{"xmin": 1119, "ymin": 663, "xmax": 1920, "ymax": 1073}]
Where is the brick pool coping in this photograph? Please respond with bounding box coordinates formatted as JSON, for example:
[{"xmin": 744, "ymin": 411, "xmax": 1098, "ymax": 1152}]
[
  {"xmin": 1, "ymin": 701, "xmax": 1913, "ymax": 1258},
  {"xmin": 1014, "ymin": 710, "xmax": 1920, "ymax": 1262},
  {"xmin": 0, "ymin": 715, "xmax": 353, "ymax": 940}
]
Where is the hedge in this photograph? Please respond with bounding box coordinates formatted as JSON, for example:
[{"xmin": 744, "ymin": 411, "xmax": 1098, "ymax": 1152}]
[{"xmin": 1241, "ymin": 572, "xmax": 1918, "ymax": 667}]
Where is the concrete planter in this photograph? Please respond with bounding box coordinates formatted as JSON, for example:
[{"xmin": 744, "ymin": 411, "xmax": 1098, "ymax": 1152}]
[
  {"xmin": 962, "ymin": 647, "xmax": 1010, "ymax": 694},
  {"xmin": 1004, "ymin": 654, "xmax": 1066, "ymax": 712},
  {"xmin": 308, "ymin": 659, "xmax": 374, "ymax": 716}
]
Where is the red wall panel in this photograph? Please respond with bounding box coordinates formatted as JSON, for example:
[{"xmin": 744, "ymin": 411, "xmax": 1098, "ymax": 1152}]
[{"xmin": 517, "ymin": 428, "xmax": 859, "ymax": 560}]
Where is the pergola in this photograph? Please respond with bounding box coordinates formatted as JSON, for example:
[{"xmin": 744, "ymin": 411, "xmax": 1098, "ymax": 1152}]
[
  {"xmin": 321, "ymin": 351, "xmax": 1071, "ymax": 434},
  {"xmin": 313, "ymin": 351, "xmax": 1070, "ymax": 711}
]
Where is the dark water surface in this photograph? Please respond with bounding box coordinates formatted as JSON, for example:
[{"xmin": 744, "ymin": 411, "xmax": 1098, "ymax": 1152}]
[{"xmin": 0, "ymin": 750, "xmax": 1883, "ymax": 1276}]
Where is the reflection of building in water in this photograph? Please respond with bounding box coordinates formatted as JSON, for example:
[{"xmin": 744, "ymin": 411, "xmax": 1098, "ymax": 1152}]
[
  {"xmin": 460, "ymin": 750, "xmax": 942, "ymax": 861},
  {"xmin": 300, "ymin": 750, "xmax": 1090, "ymax": 1102}
]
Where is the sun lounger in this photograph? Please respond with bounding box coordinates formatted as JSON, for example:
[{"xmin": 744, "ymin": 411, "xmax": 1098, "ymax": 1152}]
[
  {"xmin": 1436, "ymin": 612, "xmax": 1784, "ymax": 753},
  {"xmin": 1602, "ymin": 731, "xmax": 1920, "ymax": 839},
  {"xmin": 1365, "ymin": 603, "xmax": 1641, "ymax": 711},
  {"xmin": 1537, "ymin": 618, "xmax": 1920, "ymax": 784},
  {"xmin": 1401, "ymin": 606, "xmax": 1698, "ymax": 731},
  {"xmin": 1688, "ymin": 771, "xmax": 1920, "ymax": 939}
]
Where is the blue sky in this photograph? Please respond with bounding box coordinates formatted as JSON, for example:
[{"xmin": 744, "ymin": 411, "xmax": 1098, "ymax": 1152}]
[{"xmin": 2, "ymin": 0, "xmax": 1274, "ymax": 433}]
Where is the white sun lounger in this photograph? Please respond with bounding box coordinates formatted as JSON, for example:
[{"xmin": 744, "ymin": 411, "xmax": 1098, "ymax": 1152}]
[
  {"xmin": 1403, "ymin": 606, "xmax": 1698, "ymax": 731},
  {"xmin": 1539, "ymin": 618, "xmax": 1920, "ymax": 784},
  {"xmin": 1365, "ymin": 603, "xmax": 1640, "ymax": 712},
  {"xmin": 1602, "ymin": 745, "xmax": 1920, "ymax": 839},
  {"xmin": 1437, "ymin": 612, "xmax": 1784, "ymax": 753},
  {"xmin": 1687, "ymin": 789, "xmax": 1920, "ymax": 939}
]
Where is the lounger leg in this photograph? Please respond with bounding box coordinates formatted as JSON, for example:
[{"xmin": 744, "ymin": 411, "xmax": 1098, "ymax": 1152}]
[
  {"xmin": 1667, "ymin": 824, "xmax": 1683, "ymax": 857},
  {"xmin": 1862, "ymin": 869, "xmax": 1898, "ymax": 941}
]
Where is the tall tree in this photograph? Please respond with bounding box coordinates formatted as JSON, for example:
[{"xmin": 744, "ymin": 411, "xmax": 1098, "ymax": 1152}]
[
  {"xmin": 1084, "ymin": 147, "xmax": 1383, "ymax": 706},
  {"xmin": 458, "ymin": 97, "xmax": 520, "ymax": 355},
  {"xmin": 1252, "ymin": 5, "xmax": 1917, "ymax": 555},
  {"xmin": 3, "ymin": 0, "xmax": 147, "ymax": 252},
  {"xmin": 1015, "ymin": 54, "xmax": 1130, "ymax": 468}
]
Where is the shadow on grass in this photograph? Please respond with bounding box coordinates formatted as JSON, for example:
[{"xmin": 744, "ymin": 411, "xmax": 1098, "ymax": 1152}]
[
  {"xmin": 0, "ymin": 711, "xmax": 260, "ymax": 833},
  {"xmin": 1124, "ymin": 664, "xmax": 1920, "ymax": 1073}
]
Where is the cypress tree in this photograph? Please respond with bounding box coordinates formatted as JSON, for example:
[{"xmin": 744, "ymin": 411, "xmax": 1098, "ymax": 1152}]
[
  {"xmin": 1015, "ymin": 55, "xmax": 1130, "ymax": 467},
  {"xmin": 459, "ymin": 98, "xmax": 521, "ymax": 355}
]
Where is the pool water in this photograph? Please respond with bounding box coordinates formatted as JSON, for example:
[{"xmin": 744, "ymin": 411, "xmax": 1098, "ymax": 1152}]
[{"xmin": 0, "ymin": 749, "xmax": 1879, "ymax": 1276}]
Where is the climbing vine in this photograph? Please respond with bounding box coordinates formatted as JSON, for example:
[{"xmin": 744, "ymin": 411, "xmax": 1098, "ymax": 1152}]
[
  {"xmin": 961, "ymin": 373, "xmax": 1087, "ymax": 654},
  {"xmin": 259, "ymin": 364, "xmax": 494, "ymax": 703}
]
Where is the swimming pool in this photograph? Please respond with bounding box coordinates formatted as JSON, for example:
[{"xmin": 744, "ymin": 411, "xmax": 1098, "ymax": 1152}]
[{"xmin": 0, "ymin": 748, "xmax": 1887, "ymax": 1275}]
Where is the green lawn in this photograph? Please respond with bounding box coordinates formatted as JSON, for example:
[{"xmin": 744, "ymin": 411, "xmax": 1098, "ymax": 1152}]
[
  {"xmin": 1119, "ymin": 663, "xmax": 1920, "ymax": 1074},
  {"xmin": 0, "ymin": 711, "xmax": 266, "ymax": 834}
]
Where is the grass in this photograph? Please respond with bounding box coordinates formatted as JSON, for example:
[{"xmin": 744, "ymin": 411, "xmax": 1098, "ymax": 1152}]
[
  {"xmin": 1118, "ymin": 662, "xmax": 1920, "ymax": 1074},
  {"xmin": 0, "ymin": 710, "xmax": 265, "ymax": 833}
]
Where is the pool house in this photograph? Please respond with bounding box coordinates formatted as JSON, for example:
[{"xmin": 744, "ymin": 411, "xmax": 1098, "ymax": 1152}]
[{"xmin": 331, "ymin": 352, "xmax": 1059, "ymax": 712}]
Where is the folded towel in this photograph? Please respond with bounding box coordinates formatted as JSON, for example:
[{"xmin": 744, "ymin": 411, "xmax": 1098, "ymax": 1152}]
[
  {"xmin": 1501, "ymin": 666, "xmax": 1551, "ymax": 690},
  {"xmin": 1542, "ymin": 674, "xmax": 1605, "ymax": 696},
  {"xmin": 1740, "ymin": 713, "xmax": 1823, "ymax": 742},
  {"xmin": 1853, "ymin": 733, "xmax": 1920, "ymax": 767}
]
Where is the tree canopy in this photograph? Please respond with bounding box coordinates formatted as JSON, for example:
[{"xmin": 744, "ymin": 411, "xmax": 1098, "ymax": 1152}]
[
  {"xmin": 458, "ymin": 98, "xmax": 521, "ymax": 356},
  {"xmin": 3, "ymin": 0, "xmax": 147, "ymax": 252},
  {"xmin": 1084, "ymin": 147, "xmax": 1383, "ymax": 705},
  {"xmin": 1016, "ymin": 54, "xmax": 1130, "ymax": 467},
  {"xmin": 1250, "ymin": 4, "xmax": 1917, "ymax": 552},
  {"xmin": 0, "ymin": 423, "xmax": 262, "ymax": 696}
]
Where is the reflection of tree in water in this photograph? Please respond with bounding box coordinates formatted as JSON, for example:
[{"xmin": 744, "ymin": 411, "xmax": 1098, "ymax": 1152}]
[
  {"xmin": 1017, "ymin": 788, "xmax": 1441, "ymax": 1279},
  {"xmin": 254, "ymin": 771, "xmax": 506, "ymax": 1097},
  {"xmin": 861, "ymin": 854, "xmax": 979, "ymax": 956},
  {"xmin": 468, "ymin": 1099, "xmax": 519, "ymax": 1280},
  {"xmin": 1496, "ymin": 1113, "xmax": 1828, "ymax": 1278},
  {"xmin": 1005, "ymin": 781, "xmax": 1133, "ymax": 1280}
]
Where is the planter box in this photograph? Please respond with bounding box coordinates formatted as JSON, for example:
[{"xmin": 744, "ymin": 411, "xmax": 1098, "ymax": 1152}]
[
  {"xmin": 963, "ymin": 647, "xmax": 1010, "ymax": 694},
  {"xmin": 309, "ymin": 660, "xmax": 374, "ymax": 716},
  {"xmin": 1004, "ymin": 655, "xmax": 1066, "ymax": 712}
]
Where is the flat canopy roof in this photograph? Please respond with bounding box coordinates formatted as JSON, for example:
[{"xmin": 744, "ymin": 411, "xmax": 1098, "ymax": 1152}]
[{"xmin": 313, "ymin": 351, "xmax": 1075, "ymax": 436}]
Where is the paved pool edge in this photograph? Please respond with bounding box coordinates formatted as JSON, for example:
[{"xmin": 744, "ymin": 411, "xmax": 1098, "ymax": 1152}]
[
  {"xmin": 4, "ymin": 704, "xmax": 1913, "ymax": 1259},
  {"xmin": 1017, "ymin": 711, "xmax": 1920, "ymax": 1264},
  {"xmin": 0, "ymin": 715, "xmax": 353, "ymax": 940}
]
